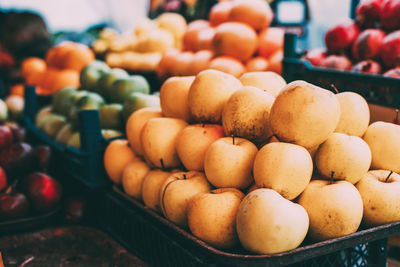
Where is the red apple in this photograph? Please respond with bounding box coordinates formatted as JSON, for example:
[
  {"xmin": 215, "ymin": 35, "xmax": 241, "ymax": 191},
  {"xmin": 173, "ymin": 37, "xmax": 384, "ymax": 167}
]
[
  {"xmin": 0, "ymin": 166, "xmax": 7, "ymax": 192},
  {"xmin": 20, "ymin": 172, "xmax": 62, "ymax": 212},
  {"xmin": 0, "ymin": 125, "xmax": 13, "ymax": 149},
  {"xmin": 383, "ymin": 68, "xmax": 400, "ymax": 78},
  {"xmin": 380, "ymin": 30, "xmax": 400, "ymax": 69},
  {"xmin": 0, "ymin": 142, "xmax": 36, "ymax": 177},
  {"xmin": 351, "ymin": 60, "xmax": 381, "ymax": 74},
  {"xmin": 352, "ymin": 29, "xmax": 385, "ymax": 61},
  {"xmin": 302, "ymin": 48, "xmax": 326, "ymax": 67},
  {"xmin": 4, "ymin": 122, "xmax": 26, "ymax": 143},
  {"xmin": 320, "ymin": 55, "xmax": 353, "ymax": 71},
  {"xmin": 324, "ymin": 20, "xmax": 360, "ymax": 53},
  {"xmin": 380, "ymin": 0, "xmax": 400, "ymax": 30},
  {"xmin": 0, "ymin": 190, "xmax": 30, "ymax": 221},
  {"xmin": 34, "ymin": 145, "xmax": 52, "ymax": 172},
  {"xmin": 356, "ymin": 0, "xmax": 382, "ymax": 28}
]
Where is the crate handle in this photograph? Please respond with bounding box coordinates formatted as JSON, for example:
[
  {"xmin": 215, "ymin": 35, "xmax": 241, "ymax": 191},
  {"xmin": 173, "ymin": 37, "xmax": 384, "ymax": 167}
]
[
  {"xmin": 23, "ymin": 85, "xmax": 37, "ymax": 122},
  {"xmin": 77, "ymin": 110, "xmax": 103, "ymax": 153},
  {"xmin": 284, "ymin": 33, "xmax": 298, "ymax": 59}
]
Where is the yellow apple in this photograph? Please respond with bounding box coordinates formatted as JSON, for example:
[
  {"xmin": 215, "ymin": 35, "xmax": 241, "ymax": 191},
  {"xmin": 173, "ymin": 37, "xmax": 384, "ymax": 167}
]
[
  {"xmin": 187, "ymin": 188, "xmax": 244, "ymax": 249},
  {"xmin": 236, "ymin": 188, "xmax": 309, "ymax": 254},
  {"xmin": 356, "ymin": 170, "xmax": 400, "ymax": 226},
  {"xmin": 121, "ymin": 160, "xmax": 151, "ymax": 200},
  {"xmin": 363, "ymin": 121, "xmax": 400, "ymax": 173},
  {"xmin": 175, "ymin": 124, "xmax": 225, "ymax": 171},
  {"xmin": 253, "ymin": 142, "xmax": 313, "ymax": 200},
  {"xmin": 334, "ymin": 92, "xmax": 370, "ymax": 137},
  {"xmin": 315, "ymin": 133, "xmax": 371, "ymax": 184},
  {"xmin": 222, "ymin": 86, "xmax": 275, "ymax": 145},
  {"xmin": 160, "ymin": 171, "xmax": 212, "ymax": 227},
  {"xmin": 239, "ymin": 71, "xmax": 287, "ymax": 97},
  {"xmin": 298, "ymin": 179, "xmax": 363, "ymax": 241},
  {"xmin": 126, "ymin": 107, "xmax": 162, "ymax": 156},
  {"xmin": 159, "ymin": 76, "xmax": 195, "ymax": 122},
  {"xmin": 142, "ymin": 169, "xmax": 173, "ymax": 212},
  {"xmin": 204, "ymin": 137, "xmax": 257, "ymax": 189},
  {"xmin": 141, "ymin": 117, "xmax": 188, "ymax": 168},
  {"xmin": 188, "ymin": 69, "xmax": 242, "ymax": 123},
  {"xmin": 270, "ymin": 80, "xmax": 341, "ymax": 149}
]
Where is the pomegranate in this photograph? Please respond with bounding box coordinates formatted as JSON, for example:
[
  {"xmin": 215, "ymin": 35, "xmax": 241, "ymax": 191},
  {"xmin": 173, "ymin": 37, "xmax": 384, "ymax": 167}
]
[
  {"xmin": 320, "ymin": 55, "xmax": 353, "ymax": 71},
  {"xmin": 324, "ymin": 20, "xmax": 360, "ymax": 53},
  {"xmin": 356, "ymin": 0, "xmax": 382, "ymax": 28},
  {"xmin": 380, "ymin": 0, "xmax": 400, "ymax": 30},
  {"xmin": 352, "ymin": 29, "xmax": 385, "ymax": 61},
  {"xmin": 302, "ymin": 48, "xmax": 326, "ymax": 66},
  {"xmin": 380, "ymin": 30, "xmax": 400, "ymax": 69},
  {"xmin": 383, "ymin": 68, "xmax": 400, "ymax": 78},
  {"xmin": 352, "ymin": 60, "xmax": 382, "ymax": 74}
]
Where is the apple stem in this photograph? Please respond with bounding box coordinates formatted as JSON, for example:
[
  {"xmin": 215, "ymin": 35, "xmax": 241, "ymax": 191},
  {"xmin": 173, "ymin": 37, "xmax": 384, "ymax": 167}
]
[
  {"xmin": 330, "ymin": 84, "xmax": 339, "ymax": 94},
  {"xmin": 160, "ymin": 159, "xmax": 165, "ymax": 170},
  {"xmin": 330, "ymin": 171, "xmax": 335, "ymax": 185},
  {"xmin": 395, "ymin": 109, "xmax": 399, "ymax": 122},
  {"xmin": 183, "ymin": 174, "xmax": 186, "ymax": 180},
  {"xmin": 4, "ymin": 185, "xmax": 12, "ymax": 194},
  {"xmin": 385, "ymin": 171, "xmax": 393, "ymax": 183},
  {"xmin": 202, "ymin": 123, "xmax": 205, "ymax": 128},
  {"xmin": 232, "ymin": 136, "xmax": 235, "ymax": 145}
]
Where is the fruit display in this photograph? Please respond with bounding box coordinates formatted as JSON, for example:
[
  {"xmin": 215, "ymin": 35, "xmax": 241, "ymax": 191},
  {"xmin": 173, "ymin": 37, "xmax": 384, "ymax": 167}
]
[
  {"xmin": 32, "ymin": 60, "xmax": 160, "ymax": 149},
  {"xmin": 14, "ymin": 42, "xmax": 95, "ymax": 96},
  {"xmin": 0, "ymin": 122, "xmax": 62, "ymax": 221},
  {"xmin": 157, "ymin": 0, "xmax": 283, "ymax": 78},
  {"xmin": 302, "ymin": 0, "xmax": 400, "ymax": 76},
  {"xmin": 92, "ymin": 12, "xmax": 187, "ymax": 72},
  {"xmin": 103, "ymin": 68, "xmax": 400, "ymax": 255}
]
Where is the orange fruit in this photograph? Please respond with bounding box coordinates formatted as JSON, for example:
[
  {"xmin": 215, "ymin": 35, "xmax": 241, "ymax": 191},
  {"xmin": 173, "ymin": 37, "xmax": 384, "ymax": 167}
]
[
  {"xmin": 183, "ymin": 20, "xmax": 210, "ymax": 51},
  {"xmin": 9, "ymin": 83, "xmax": 24, "ymax": 97},
  {"xmin": 173, "ymin": 51, "xmax": 195, "ymax": 76},
  {"xmin": 51, "ymin": 69, "xmax": 80, "ymax": 93},
  {"xmin": 21, "ymin": 57, "xmax": 46, "ymax": 80},
  {"xmin": 209, "ymin": 1, "xmax": 233, "ymax": 26},
  {"xmin": 266, "ymin": 50, "xmax": 283, "ymax": 74},
  {"xmin": 196, "ymin": 27, "xmax": 216, "ymax": 51},
  {"xmin": 258, "ymin": 27, "xmax": 285, "ymax": 58},
  {"xmin": 191, "ymin": 50, "xmax": 214, "ymax": 74},
  {"xmin": 104, "ymin": 139, "xmax": 139, "ymax": 184},
  {"xmin": 229, "ymin": 0, "xmax": 274, "ymax": 31},
  {"xmin": 212, "ymin": 22, "xmax": 258, "ymax": 62},
  {"xmin": 156, "ymin": 48, "xmax": 180, "ymax": 78},
  {"xmin": 245, "ymin": 56, "xmax": 269, "ymax": 72},
  {"xmin": 208, "ymin": 56, "xmax": 245, "ymax": 77}
]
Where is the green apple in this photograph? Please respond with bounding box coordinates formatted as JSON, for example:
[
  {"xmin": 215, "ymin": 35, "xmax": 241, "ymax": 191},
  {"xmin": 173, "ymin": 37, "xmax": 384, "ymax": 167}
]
[
  {"xmin": 95, "ymin": 68, "xmax": 129, "ymax": 100},
  {"xmin": 51, "ymin": 87, "xmax": 77, "ymax": 115},
  {"xmin": 55, "ymin": 123, "xmax": 74, "ymax": 145},
  {"xmin": 109, "ymin": 75, "xmax": 150, "ymax": 104},
  {"xmin": 80, "ymin": 60, "xmax": 110, "ymax": 91},
  {"xmin": 5, "ymin": 96, "xmax": 23, "ymax": 120},
  {"xmin": 0, "ymin": 99, "xmax": 8, "ymax": 122},
  {"xmin": 67, "ymin": 132, "xmax": 80, "ymax": 149},
  {"xmin": 101, "ymin": 129, "xmax": 124, "ymax": 139},
  {"xmin": 99, "ymin": 103, "xmax": 123, "ymax": 130},
  {"xmin": 122, "ymin": 92, "xmax": 160, "ymax": 122},
  {"xmin": 42, "ymin": 115, "xmax": 67, "ymax": 139}
]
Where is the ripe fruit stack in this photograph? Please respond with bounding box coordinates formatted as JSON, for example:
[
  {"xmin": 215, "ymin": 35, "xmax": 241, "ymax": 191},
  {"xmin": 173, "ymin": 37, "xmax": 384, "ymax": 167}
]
[
  {"xmin": 157, "ymin": 0, "xmax": 284, "ymax": 78},
  {"xmin": 33, "ymin": 60, "xmax": 160, "ymax": 149},
  {"xmin": 104, "ymin": 68, "xmax": 400, "ymax": 255},
  {"xmin": 303, "ymin": 0, "xmax": 400, "ymax": 76},
  {"xmin": 92, "ymin": 13, "xmax": 187, "ymax": 72},
  {"xmin": 0, "ymin": 122, "xmax": 62, "ymax": 221}
]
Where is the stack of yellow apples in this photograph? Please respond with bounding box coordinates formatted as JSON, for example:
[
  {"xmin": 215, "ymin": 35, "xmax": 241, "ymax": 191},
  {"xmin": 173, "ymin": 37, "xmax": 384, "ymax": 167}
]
[{"xmin": 104, "ymin": 69, "xmax": 400, "ymax": 254}]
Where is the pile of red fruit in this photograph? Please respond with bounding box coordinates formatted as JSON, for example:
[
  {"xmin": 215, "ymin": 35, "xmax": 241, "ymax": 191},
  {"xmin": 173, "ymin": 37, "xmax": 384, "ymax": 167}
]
[
  {"xmin": 0, "ymin": 122, "xmax": 62, "ymax": 221},
  {"xmin": 303, "ymin": 0, "xmax": 400, "ymax": 78}
]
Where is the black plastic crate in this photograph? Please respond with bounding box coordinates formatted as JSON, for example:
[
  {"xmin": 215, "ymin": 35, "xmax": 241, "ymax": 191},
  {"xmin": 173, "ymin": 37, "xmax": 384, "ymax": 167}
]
[
  {"xmin": 22, "ymin": 85, "xmax": 113, "ymax": 189},
  {"xmin": 97, "ymin": 186, "xmax": 398, "ymax": 267},
  {"xmin": 282, "ymin": 33, "xmax": 400, "ymax": 109}
]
